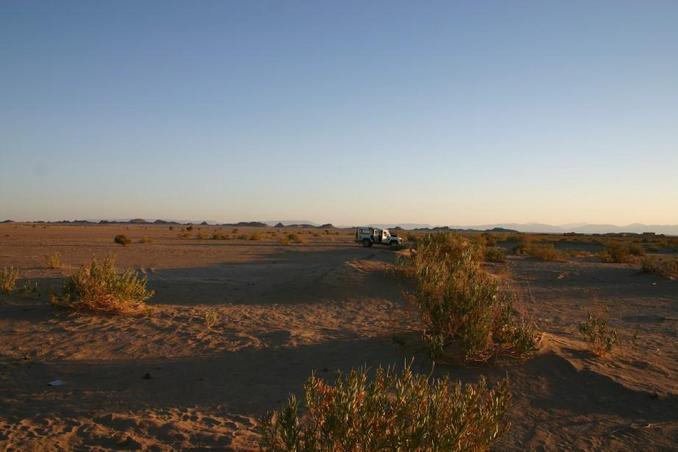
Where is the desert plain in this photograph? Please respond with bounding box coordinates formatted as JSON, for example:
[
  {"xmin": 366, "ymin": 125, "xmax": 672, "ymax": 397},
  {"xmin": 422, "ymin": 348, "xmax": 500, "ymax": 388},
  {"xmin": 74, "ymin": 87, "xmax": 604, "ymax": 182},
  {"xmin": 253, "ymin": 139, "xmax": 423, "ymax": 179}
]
[{"xmin": 0, "ymin": 223, "xmax": 676, "ymax": 450}]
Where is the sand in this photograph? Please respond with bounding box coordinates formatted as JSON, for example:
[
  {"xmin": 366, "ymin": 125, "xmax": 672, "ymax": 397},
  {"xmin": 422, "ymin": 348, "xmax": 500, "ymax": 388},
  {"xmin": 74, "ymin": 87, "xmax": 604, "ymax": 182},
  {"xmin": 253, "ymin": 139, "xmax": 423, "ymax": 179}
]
[{"xmin": 0, "ymin": 224, "xmax": 676, "ymax": 450}]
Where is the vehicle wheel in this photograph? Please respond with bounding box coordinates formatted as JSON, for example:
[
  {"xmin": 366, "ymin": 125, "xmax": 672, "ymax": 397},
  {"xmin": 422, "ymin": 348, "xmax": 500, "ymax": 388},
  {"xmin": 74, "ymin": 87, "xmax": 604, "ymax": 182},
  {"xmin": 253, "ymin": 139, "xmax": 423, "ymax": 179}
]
[{"xmin": 362, "ymin": 239, "xmax": 372, "ymax": 247}]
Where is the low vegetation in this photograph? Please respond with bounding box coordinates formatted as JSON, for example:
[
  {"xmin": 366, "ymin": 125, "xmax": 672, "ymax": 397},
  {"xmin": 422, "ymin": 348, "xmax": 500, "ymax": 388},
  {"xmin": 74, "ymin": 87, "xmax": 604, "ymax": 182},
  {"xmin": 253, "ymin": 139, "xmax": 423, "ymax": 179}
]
[
  {"xmin": 578, "ymin": 312, "xmax": 618, "ymax": 356},
  {"xmin": 400, "ymin": 233, "xmax": 538, "ymax": 363},
  {"xmin": 260, "ymin": 364, "xmax": 510, "ymax": 451},
  {"xmin": 46, "ymin": 252, "xmax": 63, "ymax": 269},
  {"xmin": 138, "ymin": 236, "xmax": 153, "ymax": 244},
  {"xmin": 599, "ymin": 241, "xmax": 645, "ymax": 264},
  {"xmin": 51, "ymin": 257, "xmax": 154, "ymax": 314},
  {"xmin": 641, "ymin": 256, "xmax": 678, "ymax": 279},
  {"xmin": 484, "ymin": 246, "xmax": 507, "ymax": 263},
  {"xmin": 114, "ymin": 234, "xmax": 132, "ymax": 246},
  {"xmin": 0, "ymin": 266, "xmax": 19, "ymax": 293},
  {"xmin": 524, "ymin": 242, "xmax": 564, "ymax": 261}
]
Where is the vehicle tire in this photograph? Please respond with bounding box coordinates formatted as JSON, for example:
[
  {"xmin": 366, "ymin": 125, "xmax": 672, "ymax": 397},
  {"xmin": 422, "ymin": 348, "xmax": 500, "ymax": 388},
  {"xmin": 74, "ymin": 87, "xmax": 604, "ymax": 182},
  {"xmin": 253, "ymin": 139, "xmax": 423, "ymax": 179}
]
[{"xmin": 362, "ymin": 239, "xmax": 372, "ymax": 247}]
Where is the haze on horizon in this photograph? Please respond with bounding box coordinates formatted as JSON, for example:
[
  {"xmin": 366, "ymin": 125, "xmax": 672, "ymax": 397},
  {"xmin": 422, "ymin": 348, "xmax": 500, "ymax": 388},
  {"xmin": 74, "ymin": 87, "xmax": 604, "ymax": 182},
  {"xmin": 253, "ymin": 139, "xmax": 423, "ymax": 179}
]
[{"xmin": 1, "ymin": 1, "xmax": 677, "ymax": 227}]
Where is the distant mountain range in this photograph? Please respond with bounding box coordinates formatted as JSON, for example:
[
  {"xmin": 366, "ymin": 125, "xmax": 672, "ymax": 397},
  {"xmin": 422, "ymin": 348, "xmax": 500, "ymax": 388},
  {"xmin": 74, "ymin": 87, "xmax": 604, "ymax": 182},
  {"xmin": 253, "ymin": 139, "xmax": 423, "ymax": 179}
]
[
  {"xmin": 4, "ymin": 218, "xmax": 677, "ymax": 235},
  {"xmin": 367, "ymin": 223, "xmax": 678, "ymax": 235}
]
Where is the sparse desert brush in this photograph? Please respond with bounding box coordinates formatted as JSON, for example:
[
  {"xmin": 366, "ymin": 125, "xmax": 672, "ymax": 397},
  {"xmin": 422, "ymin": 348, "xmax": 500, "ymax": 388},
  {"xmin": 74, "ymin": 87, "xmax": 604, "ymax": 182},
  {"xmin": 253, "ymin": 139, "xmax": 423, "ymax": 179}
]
[
  {"xmin": 286, "ymin": 232, "xmax": 305, "ymax": 244},
  {"xmin": 138, "ymin": 236, "xmax": 153, "ymax": 244},
  {"xmin": 641, "ymin": 256, "xmax": 678, "ymax": 279},
  {"xmin": 211, "ymin": 232, "xmax": 229, "ymax": 240},
  {"xmin": 406, "ymin": 232, "xmax": 418, "ymax": 243},
  {"xmin": 249, "ymin": 231, "xmax": 264, "ymax": 241},
  {"xmin": 511, "ymin": 235, "xmax": 532, "ymax": 255},
  {"xmin": 525, "ymin": 243, "xmax": 564, "ymax": 262},
  {"xmin": 46, "ymin": 252, "xmax": 63, "ymax": 269},
  {"xmin": 178, "ymin": 231, "xmax": 192, "ymax": 239},
  {"xmin": 401, "ymin": 233, "xmax": 538, "ymax": 363},
  {"xmin": 480, "ymin": 232, "xmax": 497, "ymax": 247},
  {"xmin": 484, "ymin": 247, "xmax": 507, "ymax": 263},
  {"xmin": 186, "ymin": 225, "xmax": 194, "ymax": 231},
  {"xmin": 578, "ymin": 312, "xmax": 618, "ymax": 356},
  {"xmin": 0, "ymin": 266, "xmax": 19, "ymax": 293},
  {"xmin": 599, "ymin": 241, "xmax": 644, "ymax": 263},
  {"xmin": 259, "ymin": 364, "xmax": 510, "ymax": 451},
  {"xmin": 114, "ymin": 234, "xmax": 132, "ymax": 246},
  {"xmin": 51, "ymin": 257, "xmax": 154, "ymax": 314},
  {"xmin": 236, "ymin": 234, "xmax": 249, "ymax": 240},
  {"xmin": 195, "ymin": 232, "xmax": 207, "ymax": 240}
]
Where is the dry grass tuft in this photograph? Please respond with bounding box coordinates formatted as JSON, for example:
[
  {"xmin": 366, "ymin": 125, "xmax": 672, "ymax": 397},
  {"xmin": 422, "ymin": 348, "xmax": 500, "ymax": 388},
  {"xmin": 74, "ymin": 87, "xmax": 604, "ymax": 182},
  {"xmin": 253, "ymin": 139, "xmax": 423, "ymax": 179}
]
[
  {"xmin": 260, "ymin": 363, "xmax": 510, "ymax": 451},
  {"xmin": 0, "ymin": 266, "xmax": 19, "ymax": 293},
  {"xmin": 204, "ymin": 308, "xmax": 220, "ymax": 329},
  {"xmin": 599, "ymin": 241, "xmax": 644, "ymax": 264},
  {"xmin": 46, "ymin": 252, "xmax": 63, "ymax": 269},
  {"xmin": 51, "ymin": 257, "xmax": 154, "ymax": 314}
]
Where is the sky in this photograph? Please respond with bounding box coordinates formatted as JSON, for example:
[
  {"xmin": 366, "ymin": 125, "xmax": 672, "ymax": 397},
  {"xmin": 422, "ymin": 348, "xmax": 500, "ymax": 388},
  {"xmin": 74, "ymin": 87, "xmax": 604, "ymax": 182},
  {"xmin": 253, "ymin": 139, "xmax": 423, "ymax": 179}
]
[{"xmin": 1, "ymin": 1, "xmax": 677, "ymax": 226}]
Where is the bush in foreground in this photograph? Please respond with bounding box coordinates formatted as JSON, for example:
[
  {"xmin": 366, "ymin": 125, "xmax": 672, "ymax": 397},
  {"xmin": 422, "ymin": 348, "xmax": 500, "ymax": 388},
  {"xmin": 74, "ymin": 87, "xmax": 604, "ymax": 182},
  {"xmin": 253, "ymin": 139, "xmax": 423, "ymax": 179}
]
[
  {"xmin": 259, "ymin": 364, "xmax": 510, "ymax": 451},
  {"xmin": 0, "ymin": 266, "xmax": 19, "ymax": 293},
  {"xmin": 641, "ymin": 256, "xmax": 678, "ymax": 279},
  {"xmin": 402, "ymin": 233, "xmax": 538, "ymax": 363},
  {"xmin": 51, "ymin": 257, "xmax": 153, "ymax": 314}
]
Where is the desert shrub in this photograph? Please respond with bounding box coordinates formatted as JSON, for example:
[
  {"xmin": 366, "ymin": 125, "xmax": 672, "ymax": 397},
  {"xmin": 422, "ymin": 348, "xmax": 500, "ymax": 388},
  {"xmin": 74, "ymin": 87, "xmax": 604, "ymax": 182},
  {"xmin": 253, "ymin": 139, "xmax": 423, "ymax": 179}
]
[
  {"xmin": 511, "ymin": 235, "xmax": 532, "ymax": 255},
  {"xmin": 138, "ymin": 236, "xmax": 153, "ymax": 244},
  {"xmin": 236, "ymin": 234, "xmax": 249, "ymax": 240},
  {"xmin": 51, "ymin": 257, "xmax": 154, "ymax": 314},
  {"xmin": 211, "ymin": 232, "xmax": 229, "ymax": 240},
  {"xmin": 402, "ymin": 233, "xmax": 537, "ymax": 363},
  {"xmin": 578, "ymin": 313, "xmax": 618, "ymax": 356},
  {"xmin": 599, "ymin": 241, "xmax": 645, "ymax": 263},
  {"xmin": 0, "ymin": 266, "xmax": 19, "ymax": 293},
  {"xmin": 178, "ymin": 232, "xmax": 192, "ymax": 239},
  {"xmin": 479, "ymin": 232, "xmax": 497, "ymax": 247},
  {"xmin": 46, "ymin": 252, "xmax": 63, "ymax": 269},
  {"xmin": 484, "ymin": 247, "xmax": 506, "ymax": 263},
  {"xmin": 195, "ymin": 232, "xmax": 207, "ymax": 240},
  {"xmin": 287, "ymin": 232, "xmax": 305, "ymax": 244},
  {"xmin": 406, "ymin": 232, "xmax": 418, "ymax": 243},
  {"xmin": 249, "ymin": 231, "xmax": 264, "ymax": 241},
  {"xmin": 641, "ymin": 256, "xmax": 678, "ymax": 279},
  {"xmin": 525, "ymin": 243, "xmax": 564, "ymax": 262},
  {"xmin": 114, "ymin": 234, "xmax": 132, "ymax": 246},
  {"xmin": 259, "ymin": 364, "xmax": 510, "ymax": 451},
  {"xmin": 186, "ymin": 225, "xmax": 194, "ymax": 231}
]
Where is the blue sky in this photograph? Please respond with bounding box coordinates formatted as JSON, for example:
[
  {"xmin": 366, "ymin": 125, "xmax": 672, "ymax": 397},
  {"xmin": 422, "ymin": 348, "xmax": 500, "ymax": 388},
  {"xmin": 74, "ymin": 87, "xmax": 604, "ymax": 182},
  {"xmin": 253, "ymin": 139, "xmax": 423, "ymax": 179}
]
[{"xmin": 1, "ymin": 1, "xmax": 677, "ymax": 226}]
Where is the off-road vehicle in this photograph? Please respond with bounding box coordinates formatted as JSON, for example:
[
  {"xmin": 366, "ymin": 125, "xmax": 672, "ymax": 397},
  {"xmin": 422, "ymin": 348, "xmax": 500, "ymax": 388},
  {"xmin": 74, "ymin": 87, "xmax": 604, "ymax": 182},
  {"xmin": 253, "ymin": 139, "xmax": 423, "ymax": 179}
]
[{"xmin": 355, "ymin": 227, "xmax": 403, "ymax": 248}]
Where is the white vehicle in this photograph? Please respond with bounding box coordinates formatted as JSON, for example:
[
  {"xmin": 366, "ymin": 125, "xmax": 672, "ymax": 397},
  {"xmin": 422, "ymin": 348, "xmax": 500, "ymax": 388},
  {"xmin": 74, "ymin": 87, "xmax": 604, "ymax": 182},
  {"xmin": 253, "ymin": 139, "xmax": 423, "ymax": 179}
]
[{"xmin": 355, "ymin": 227, "xmax": 403, "ymax": 248}]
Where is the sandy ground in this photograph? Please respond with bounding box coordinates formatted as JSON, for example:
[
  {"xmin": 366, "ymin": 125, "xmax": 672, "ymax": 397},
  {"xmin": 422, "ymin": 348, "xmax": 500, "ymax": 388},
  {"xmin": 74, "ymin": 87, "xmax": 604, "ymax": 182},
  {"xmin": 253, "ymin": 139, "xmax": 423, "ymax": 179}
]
[{"xmin": 0, "ymin": 224, "xmax": 676, "ymax": 450}]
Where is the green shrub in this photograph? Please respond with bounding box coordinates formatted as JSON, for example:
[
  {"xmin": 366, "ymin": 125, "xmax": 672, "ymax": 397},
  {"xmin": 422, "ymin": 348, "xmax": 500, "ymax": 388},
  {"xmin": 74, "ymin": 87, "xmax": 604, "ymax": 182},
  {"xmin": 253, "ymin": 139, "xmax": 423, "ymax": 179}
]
[
  {"xmin": 641, "ymin": 256, "xmax": 678, "ymax": 279},
  {"xmin": 260, "ymin": 364, "xmax": 510, "ymax": 451},
  {"xmin": 51, "ymin": 257, "xmax": 153, "ymax": 314},
  {"xmin": 484, "ymin": 247, "xmax": 506, "ymax": 263},
  {"xmin": 114, "ymin": 234, "xmax": 132, "ymax": 246},
  {"xmin": 0, "ymin": 266, "xmax": 19, "ymax": 293},
  {"xmin": 402, "ymin": 233, "xmax": 538, "ymax": 363},
  {"xmin": 578, "ymin": 312, "xmax": 618, "ymax": 356}
]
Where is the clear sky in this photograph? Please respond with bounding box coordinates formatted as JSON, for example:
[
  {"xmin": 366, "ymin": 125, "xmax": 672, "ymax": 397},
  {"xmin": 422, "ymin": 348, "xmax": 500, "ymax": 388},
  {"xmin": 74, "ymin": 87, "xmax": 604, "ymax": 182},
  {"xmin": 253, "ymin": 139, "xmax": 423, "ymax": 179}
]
[{"xmin": 1, "ymin": 1, "xmax": 677, "ymax": 226}]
